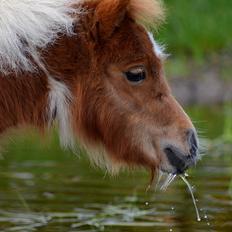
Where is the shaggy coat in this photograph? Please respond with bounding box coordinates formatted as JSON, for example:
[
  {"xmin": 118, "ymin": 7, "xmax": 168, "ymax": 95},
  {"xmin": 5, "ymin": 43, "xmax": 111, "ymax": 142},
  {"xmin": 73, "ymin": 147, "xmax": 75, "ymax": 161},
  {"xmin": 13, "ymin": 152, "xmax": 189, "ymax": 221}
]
[{"xmin": 0, "ymin": 0, "xmax": 198, "ymax": 175}]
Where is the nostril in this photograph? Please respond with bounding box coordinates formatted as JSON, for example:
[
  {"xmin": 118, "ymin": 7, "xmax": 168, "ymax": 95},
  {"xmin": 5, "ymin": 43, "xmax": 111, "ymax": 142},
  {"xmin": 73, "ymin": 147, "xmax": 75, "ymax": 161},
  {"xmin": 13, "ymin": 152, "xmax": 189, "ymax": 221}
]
[
  {"xmin": 164, "ymin": 147, "xmax": 187, "ymax": 174},
  {"xmin": 187, "ymin": 129, "xmax": 198, "ymax": 156}
]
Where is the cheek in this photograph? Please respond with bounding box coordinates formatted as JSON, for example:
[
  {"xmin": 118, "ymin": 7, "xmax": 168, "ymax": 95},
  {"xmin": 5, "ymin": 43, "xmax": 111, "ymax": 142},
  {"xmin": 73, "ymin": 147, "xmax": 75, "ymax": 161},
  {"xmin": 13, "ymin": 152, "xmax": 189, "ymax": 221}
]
[
  {"xmin": 74, "ymin": 79, "xmax": 164, "ymax": 169},
  {"xmin": 140, "ymin": 91, "xmax": 174, "ymax": 127}
]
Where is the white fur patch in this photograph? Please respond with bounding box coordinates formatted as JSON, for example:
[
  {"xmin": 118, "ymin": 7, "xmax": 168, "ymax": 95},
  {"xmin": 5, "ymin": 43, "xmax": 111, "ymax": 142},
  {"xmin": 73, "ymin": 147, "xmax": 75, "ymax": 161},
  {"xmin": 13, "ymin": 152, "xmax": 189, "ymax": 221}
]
[
  {"xmin": 0, "ymin": 0, "xmax": 80, "ymax": 74},
  {"xmin": 48, "ymin": 78, "xmax": 75, "ymax": 149},
  {"xmin": 147, "ymin": 32, "xmax": 166, "ymax": 60}
]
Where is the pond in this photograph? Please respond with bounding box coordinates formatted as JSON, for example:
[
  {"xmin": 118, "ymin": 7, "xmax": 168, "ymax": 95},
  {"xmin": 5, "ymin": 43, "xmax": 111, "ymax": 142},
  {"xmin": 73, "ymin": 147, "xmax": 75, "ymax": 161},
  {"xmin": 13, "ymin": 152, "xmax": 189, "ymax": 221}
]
[{"xmin": 0, "ymin": 106, "xmax": 231, "ymax": 232}]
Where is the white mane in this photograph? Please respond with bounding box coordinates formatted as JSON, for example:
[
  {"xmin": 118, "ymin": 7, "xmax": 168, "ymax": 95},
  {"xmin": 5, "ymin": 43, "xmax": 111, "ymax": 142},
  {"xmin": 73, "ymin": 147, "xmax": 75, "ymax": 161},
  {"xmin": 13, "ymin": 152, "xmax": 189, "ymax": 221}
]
[{"xmin": 0, "ymin": 0, "xmax": 79, "ymax": 74}]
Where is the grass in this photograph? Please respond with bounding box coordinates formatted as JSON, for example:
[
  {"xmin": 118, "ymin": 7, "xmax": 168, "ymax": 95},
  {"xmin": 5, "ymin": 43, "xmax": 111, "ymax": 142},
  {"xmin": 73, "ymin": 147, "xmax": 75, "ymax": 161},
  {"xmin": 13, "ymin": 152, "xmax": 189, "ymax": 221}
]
[{"xmin": 155, "ymin": 0, "xmax": 232, "ymax": 59}]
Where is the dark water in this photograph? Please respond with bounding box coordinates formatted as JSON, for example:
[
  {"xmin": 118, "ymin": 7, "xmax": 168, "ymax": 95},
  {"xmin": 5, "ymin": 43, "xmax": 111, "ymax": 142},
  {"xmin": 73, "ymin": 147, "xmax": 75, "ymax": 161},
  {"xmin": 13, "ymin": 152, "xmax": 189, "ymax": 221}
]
[{"xmin": 0, "ymin": 106, "xmax": 231, "ymax": 232}]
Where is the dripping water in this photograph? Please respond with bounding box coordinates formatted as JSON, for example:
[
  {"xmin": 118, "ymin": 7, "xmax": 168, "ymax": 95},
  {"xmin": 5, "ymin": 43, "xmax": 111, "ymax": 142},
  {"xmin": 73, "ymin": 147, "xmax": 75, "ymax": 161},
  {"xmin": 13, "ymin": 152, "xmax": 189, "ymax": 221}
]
[
  {"xmin": 158, "ymin": 172, "xmax": 201, "ymax": 222},
  {"xmin": 180, "ymin": 174, "xmax": 201, "ymax": 221}
]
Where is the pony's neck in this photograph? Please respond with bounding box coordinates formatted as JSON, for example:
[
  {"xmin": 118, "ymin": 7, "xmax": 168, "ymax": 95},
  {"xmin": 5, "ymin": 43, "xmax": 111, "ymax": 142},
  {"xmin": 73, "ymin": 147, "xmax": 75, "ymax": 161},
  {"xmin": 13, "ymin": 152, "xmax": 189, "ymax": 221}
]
[
  {"xmin": 0, "ymin": 13, "xmax": 91, "ymax": 147},
  {"xmin": 0, "ymin": 73, "xmax": 49, "ymax": 133}
]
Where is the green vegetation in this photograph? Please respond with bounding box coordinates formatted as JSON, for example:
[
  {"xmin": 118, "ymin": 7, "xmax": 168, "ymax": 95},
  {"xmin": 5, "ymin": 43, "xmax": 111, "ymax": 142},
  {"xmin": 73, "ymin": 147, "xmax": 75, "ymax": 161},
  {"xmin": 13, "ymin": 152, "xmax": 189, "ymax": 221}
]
[
  {"xmin": 157, "ymin": 0, "xmax": 232, "ymax": 59},
  {"xmin": 223, "ymin": 103, "xmax": 232, "ymax": 142}
]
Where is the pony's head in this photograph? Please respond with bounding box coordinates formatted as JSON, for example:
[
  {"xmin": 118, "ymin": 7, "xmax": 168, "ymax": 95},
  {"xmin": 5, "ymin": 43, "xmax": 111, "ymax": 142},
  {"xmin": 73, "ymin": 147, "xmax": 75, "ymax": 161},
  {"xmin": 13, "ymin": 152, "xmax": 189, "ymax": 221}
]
[{"xmin": 71, "ymin": 0, "xmax": 199, "ymax": 175}]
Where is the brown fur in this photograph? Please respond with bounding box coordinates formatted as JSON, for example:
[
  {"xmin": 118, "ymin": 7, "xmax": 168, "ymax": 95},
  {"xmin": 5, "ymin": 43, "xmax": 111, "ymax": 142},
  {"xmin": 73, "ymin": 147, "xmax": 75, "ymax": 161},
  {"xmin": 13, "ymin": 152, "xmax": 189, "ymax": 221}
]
[
  {"xmin": 0, "ymin": 0, "xmax": 195, "ymax": 175},
  {"xmin": 0, "ymin": 73, "xmax": 49, "ymax": 133}
]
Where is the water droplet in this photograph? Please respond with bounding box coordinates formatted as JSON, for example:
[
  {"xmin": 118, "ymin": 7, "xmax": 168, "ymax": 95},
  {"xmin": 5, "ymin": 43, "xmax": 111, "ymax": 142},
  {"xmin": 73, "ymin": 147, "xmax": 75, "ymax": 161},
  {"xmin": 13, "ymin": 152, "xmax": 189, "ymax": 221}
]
[
  {"xmin": 169, "ymin": 229, "xmax": 173, "ymax": 232},
  {"xmin": 207, "ymin": 222, "xmax": 210, "ymax": 226},
  {"xmin": 204, "ymin": 215, "xmax": 208, "ymax": 219},
  {"xmin": 145, "ymin": 202, "xmax": 149, "ymax": 206},
  {"xmin": 171, "ymin": 207, "xmax": 175, "ymax": 210}
]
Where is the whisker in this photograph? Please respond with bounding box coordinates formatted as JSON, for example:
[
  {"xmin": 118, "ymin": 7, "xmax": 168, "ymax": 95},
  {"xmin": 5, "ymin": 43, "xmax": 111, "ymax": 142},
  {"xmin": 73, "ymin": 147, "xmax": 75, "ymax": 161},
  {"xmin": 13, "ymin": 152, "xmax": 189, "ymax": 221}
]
[
  {"xmin": 146, "ymin": 168, "xmax": 156, "ymax": 192},
  {"xmin": 160, "ymin": 173, "xmax": 176, "ymax": 191},
  {"xmin": 161, "ymin": 174, "xmax": 176, "ymax": 191},
  {"xmin": 155, "ymin": 170, "xmax": 163, "ymax": 191}
]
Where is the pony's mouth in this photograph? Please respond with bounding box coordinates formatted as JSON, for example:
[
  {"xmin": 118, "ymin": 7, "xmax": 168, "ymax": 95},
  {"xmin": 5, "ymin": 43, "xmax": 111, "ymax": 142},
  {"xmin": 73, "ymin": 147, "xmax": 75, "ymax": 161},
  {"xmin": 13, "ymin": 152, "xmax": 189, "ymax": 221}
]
[
  {"xmin": 159, "ymin": 141, "xmax": 199, "ymax": 175},
  {"xmin": 158, "ymin": 129, "xmax": 199, "ymax": 175},
  {"xmin": 164, "ymin": 146, "xmax": 197, "ymax": 174}
]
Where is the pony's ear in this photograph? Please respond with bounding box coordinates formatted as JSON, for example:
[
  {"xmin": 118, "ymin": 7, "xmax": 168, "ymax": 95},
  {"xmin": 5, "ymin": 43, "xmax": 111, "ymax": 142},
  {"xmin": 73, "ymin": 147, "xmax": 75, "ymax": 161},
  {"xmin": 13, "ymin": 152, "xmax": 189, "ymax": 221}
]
[{"xmin": 92, "ymin": 0, "xmax": 130, "ymax": 41}]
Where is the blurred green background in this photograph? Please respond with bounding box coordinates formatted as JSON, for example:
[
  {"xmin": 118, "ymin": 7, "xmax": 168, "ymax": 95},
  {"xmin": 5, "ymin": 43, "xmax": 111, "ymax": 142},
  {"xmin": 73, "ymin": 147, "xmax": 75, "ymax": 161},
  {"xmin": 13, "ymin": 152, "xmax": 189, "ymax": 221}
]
[
  {"xmin": 156, "ymin": 0, "xmax": 232, "ymax": 98},
  {"xmin": 0, "ymin": 1, "xmax": 232, "ymax": 231},
  {"xmin": 160, "ymin": 0, "xmax": 232, "ymax": 59}
]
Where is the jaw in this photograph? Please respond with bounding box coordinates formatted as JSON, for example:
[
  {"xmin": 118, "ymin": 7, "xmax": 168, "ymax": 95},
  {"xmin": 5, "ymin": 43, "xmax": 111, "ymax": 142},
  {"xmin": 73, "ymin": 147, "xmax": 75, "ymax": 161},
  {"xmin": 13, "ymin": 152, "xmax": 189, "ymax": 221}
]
[
  {"xmin": 83, "ymin": 138, "xmax": 161, "ymax": 175},
  {"xmin": 80, "ymin": 128, "xmax": 198, "ymax": 183}
]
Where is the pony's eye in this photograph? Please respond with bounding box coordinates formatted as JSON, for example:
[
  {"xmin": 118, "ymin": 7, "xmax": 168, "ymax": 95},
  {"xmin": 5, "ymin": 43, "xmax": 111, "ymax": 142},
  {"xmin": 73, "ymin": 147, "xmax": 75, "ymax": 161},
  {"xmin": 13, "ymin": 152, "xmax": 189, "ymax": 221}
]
[{"xmin": 125, "ymin": 67, "xmax": 146, "ymax": 84}]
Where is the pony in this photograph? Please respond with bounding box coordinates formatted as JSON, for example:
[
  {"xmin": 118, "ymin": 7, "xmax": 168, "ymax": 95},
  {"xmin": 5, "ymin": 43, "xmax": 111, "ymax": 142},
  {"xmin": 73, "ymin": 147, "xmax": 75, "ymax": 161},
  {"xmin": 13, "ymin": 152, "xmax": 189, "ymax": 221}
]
[{"xmin": 0, "ymin": 0, "xmax": 199, "ymax": 177}]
